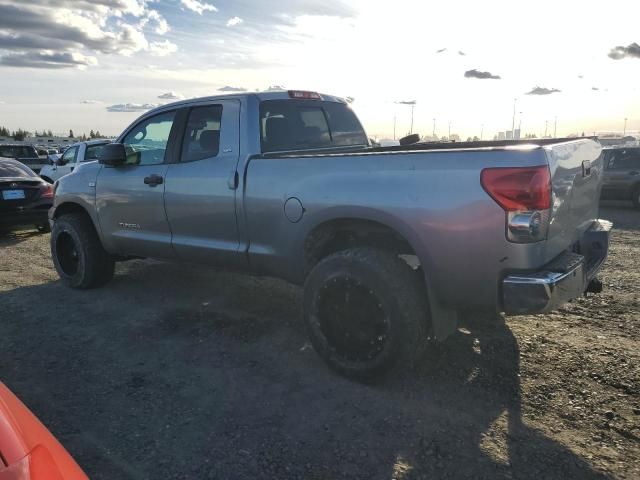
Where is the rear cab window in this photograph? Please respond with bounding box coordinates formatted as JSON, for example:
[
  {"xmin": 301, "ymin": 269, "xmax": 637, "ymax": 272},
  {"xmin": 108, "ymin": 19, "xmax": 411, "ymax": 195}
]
[
  {"xmin": 0, "ymin": 162, "xmax": 35, "ymax": 177},
  {"xmin": 259, "ymin": 100, "xmax": 368, "ymax": 153}
]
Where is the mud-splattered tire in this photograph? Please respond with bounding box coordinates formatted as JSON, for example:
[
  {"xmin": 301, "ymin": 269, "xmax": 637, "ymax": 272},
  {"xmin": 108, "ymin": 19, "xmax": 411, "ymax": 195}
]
[
  {"xmin": 304, "ymin": 247, "xmax": 430, "ymax": 381},
  {"xmin": 51, "ymin": 213, "xmax": 115, "ymax": 289}
]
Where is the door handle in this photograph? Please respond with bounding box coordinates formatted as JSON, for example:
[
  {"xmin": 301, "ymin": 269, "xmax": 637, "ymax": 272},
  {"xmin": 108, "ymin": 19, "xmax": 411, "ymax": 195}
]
[{"xmin": 144, "ymin": 174, "xmax": 164, "ymax": 186}]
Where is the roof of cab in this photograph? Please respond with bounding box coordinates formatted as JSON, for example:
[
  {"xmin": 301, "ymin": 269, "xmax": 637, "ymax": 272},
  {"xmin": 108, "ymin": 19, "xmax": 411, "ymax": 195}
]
[{"xmin": 144, "ymin": 91, "xmax": 347, "ymax": 117}]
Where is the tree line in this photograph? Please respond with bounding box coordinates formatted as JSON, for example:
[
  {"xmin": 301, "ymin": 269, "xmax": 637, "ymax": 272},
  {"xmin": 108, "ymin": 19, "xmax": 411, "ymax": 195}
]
[{"xmin": 0, "ymin": 126, "xmax": 105, "ymax": 141}]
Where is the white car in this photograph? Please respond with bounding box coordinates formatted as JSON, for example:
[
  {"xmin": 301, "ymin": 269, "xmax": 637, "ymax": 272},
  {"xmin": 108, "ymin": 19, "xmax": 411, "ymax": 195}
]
[{"xmin": 40, "ymin": 140, "xmax": 109, "ymax": 183}]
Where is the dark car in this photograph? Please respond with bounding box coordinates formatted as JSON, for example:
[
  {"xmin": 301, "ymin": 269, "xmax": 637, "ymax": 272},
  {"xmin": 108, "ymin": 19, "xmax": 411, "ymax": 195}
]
[
  {"xmin": 0, "ymin": 158, "xmax": 53, "ymax": 232},
  {"xmin": 601, "ymin": 146, "xmax": 640, "ymax": 209},
  {"xmin": 0, "ymin": 143, "xmax": 47, "ymax": 173}
]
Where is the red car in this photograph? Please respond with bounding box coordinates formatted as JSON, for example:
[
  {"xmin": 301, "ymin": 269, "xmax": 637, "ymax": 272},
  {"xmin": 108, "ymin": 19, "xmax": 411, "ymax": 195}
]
[{"xmin": 0, "ymin": 383, "xmax": 87, "ymax": 480}]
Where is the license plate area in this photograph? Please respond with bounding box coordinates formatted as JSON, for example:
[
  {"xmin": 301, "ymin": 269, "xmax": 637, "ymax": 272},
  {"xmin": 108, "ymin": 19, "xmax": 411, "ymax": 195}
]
[{"xmin": 2, "ymin": 189, "xmax": 26, "ymax": 200}]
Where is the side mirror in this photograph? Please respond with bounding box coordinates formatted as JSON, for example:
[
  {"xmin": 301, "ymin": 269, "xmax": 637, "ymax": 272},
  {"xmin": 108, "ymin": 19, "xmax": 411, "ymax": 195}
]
[
  {"xmin": 54, "ymin": 157, "xmax": 67, "ymax": 166},
  {"xmin": 98, "ymin": 143, "xmax": 127, "ymax": 166}
]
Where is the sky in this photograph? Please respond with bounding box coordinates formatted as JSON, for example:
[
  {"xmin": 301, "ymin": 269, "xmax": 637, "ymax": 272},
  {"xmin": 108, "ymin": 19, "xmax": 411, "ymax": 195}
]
[{"xmin": 0, "ymin": 0, "xmax": 639, "ymax": 140}]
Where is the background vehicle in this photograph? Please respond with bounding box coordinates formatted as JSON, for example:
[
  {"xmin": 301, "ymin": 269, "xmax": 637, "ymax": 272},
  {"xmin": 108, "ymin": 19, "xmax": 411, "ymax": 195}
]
[
  {"xmin": 0, "ymin": 144, "xmax": 47, "ymax": 174},
  {"xmin": 40, "ymin": 140, "xmax": 108, "ymax": 183},
  {"xmin": 601, "ymin": 146, "xmax": 640, "ymax": 209},
  {"xmin": 49, "ymin": 91, "xmax": 610, "ymax": 380},
  {"xmin": 0, "ymin": 382, "xmax": 88, "ymax": 479},
  {"xmin": 0, "ymin": 159, "xmax": 53, "ymax": 232}
]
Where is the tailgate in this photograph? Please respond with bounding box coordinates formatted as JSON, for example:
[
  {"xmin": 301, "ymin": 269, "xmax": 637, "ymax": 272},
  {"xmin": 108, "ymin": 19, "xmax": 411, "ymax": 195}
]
[{"xmin": 543, "ymin": 139, "xmax": 603, "ymax": 260}]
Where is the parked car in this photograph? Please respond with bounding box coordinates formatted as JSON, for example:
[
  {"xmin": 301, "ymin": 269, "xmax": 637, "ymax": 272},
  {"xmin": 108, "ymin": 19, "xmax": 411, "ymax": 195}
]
[
  {"xmin": 0, "ymin": 158, "xmax": 53, "ymax": 232},
  {"xmin": 49, "ymin": 90, "xmax": 611, "ymax": 380},
  {"xmin": 0, "ymin": 382, "xmax": 88, "ymax": 479},
  {"xmin": 600, "ymin": 146, "xmax": 640, "ymax": 209},
  {"xmin": 0, "ymin": 144, "xmax": 47, "ymax": 174},
  {"xmin": 40, "ymin": 140, "xmax": 109, "ymax": 183}
]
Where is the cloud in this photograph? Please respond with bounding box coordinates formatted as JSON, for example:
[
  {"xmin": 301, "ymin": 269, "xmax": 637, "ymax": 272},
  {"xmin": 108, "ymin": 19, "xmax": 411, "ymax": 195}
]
[
  {"xmin": 180, "ymin": 0, "xmax": 217, "ymax": 15},
  {"xmin": 81, "ymin": 99, "xmax": 101, "ymax": 104},
  {"xmin": 0, "ymin": 51, "xmax": 97, "ymax": 69},
  {"xmin": 226, "ymin": 16, "xmax": 243, "ymax": 27},
  {"xmin": 158, "ymin": 91, "xmax": 184, "ymax": 100},
  {"xmin": 149, "ymin": 40, "xmax": 178, "ymax": 57},
  {"xmin": 395, "ymin": 100, "xmax": 416, "ymax": 105},
  {"xmin": 345, "ymin": 96, "xmax": 355, "ymax": 103},
  {"xmin": 608, "ymin": 42, "xmax": 640, "ymax": 60},
  {"xmin": 526, "ymin": 86, "xmax": 561, "ymax": 95},
  {"xmin": 464, "ymin": 69, "xmax": 501, "ymax": 79},
  {"xmin": 106, "ymin": 103, "xmax": 159, "ymax": 112},
  {"xmin": 0, "ymin": 1, "xmax": 173, "ymax": 69},
  {"xmin": 577, "ymin": 75, "xmax": 584, "ymax": 79},
  {"xmin": 265, "ymin": 85, "xmax": 286, "ymax": 91},
  {"xmin": 591, "ymin": 87, "xmax": 600, "ymax": 91},
  {"xmin": 436, "ymin": 48, "xmax": 447, "ymax": 53},
  {"xmin": 458, "ymin": 50, "xmax": 465, "ymax": 56},
  {"xmin": 218, "ymin": 85, "xmax": 247, "ymax": 92}
]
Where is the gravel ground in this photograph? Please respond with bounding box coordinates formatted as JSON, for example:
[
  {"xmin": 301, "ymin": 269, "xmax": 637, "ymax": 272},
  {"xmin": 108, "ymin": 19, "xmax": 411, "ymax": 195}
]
[{"xmin": 0, "ymin": 203, "xmax": 638, "ymax": 479}]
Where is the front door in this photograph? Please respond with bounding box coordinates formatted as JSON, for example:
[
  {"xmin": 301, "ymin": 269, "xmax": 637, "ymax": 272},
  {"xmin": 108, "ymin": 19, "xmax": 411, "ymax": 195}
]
[
  {"xmin": 55, "ymin": 145, "xmax": 78, "ymax": 180},
  {"xmin": 96, "ymin": 109, "xmax": 178, "ymax": 258},
  {"xmin": 163, "ymin": 100, "xmax": 244, "ymax": 267},
  {"xmin": 602, "ymin": 149, "xmax": 640, "ymax": 200}
]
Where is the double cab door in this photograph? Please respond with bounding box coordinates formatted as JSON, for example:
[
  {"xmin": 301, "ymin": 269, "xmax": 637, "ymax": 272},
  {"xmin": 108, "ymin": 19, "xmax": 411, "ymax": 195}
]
[{"xmin": 95, "ymin": 100, "xmax": 244, "ymax": 267}]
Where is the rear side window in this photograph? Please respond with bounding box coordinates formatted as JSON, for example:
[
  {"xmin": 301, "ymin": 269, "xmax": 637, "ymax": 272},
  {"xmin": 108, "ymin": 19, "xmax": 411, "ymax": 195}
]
[
  {"xmin": 180, "ymin": 105, "xmax": 223, "ymax": 162},
  {"xmin": 0, "ymin": 161, "xmax": 35, "ymax": 177},
  {"xmin": 607, "ymin": 149, "xmax": 640, "ymax": 169},
  {"xmin": 260, "ymin": 100, "xmax": 367, "ymax": 153},
  {"xmin": 84, "ymin": 143, "xmax": 107, "ymax": 161}
]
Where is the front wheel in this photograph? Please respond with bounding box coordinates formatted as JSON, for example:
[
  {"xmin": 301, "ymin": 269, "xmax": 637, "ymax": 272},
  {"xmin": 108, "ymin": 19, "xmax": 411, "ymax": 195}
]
[
  {"xmin": 51, "ymin": 213, "xmax": 115, "ymax": 288},
  {"xmin": 304, "ymin": 247, "xmax": 430, "ymax": 381}
]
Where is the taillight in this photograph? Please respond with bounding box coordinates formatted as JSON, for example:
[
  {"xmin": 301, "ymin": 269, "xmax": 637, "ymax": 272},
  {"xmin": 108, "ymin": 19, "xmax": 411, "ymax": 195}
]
[
  {"xmin": 481, "ymin": 166, "xmax": 551, "ymax": 211},
  {"xmin": 40, "ymin": 183, "xmax": 54, "ymax": 198},
  {"xmin": 481, "ymin": 166, "xmax": 551, "ymax": 243}
]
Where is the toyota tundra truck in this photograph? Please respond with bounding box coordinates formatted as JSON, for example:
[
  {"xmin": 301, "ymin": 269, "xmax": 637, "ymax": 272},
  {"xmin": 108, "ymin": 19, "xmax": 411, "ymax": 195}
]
[{"xmin": 49, "ymin": 90, "xmax": 611, "ymax": 380}]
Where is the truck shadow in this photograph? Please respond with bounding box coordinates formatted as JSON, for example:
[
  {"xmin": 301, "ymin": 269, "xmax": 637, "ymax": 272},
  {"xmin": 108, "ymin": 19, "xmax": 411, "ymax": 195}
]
[{"xmin": 0, "ymin": 260, "xmax": 611, "ymax": 479}]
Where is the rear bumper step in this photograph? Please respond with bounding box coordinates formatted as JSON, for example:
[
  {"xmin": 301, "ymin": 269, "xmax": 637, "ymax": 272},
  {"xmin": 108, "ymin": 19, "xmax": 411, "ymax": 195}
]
[{"xmin": 502, "ymin": 219, "xmax": 612, "ymax": 315}]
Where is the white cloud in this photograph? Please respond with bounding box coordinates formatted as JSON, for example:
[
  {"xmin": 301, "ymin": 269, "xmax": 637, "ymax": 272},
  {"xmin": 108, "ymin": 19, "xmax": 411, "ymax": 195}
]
[
  {"xmin": 218, "ymin": 85, "xmax": 247, "ymax": 92},
  {"xmin": 149, "ymin": 40, "xmax": 178, "ymax": 57},
  {"xmin": 0, "ymin": 50, "xmax": 97, "ymax": 69},
  {"xmin": 158, "ymin": 91, "xmax": 184, "ymax": 100},
  {"xmin": 106, "ymin": 103, "xmax": 159, "ymax": 112},
  {"xmin": 81, "ymin": 99, "xmax": 102, "ymax": 104},
  {"xmin": 180, "ymin": 0, "xmax": 217, "ymax": 15},
  {"xmin": 226, "ymin": 16, "xmax": 243, "ymax": 27}
]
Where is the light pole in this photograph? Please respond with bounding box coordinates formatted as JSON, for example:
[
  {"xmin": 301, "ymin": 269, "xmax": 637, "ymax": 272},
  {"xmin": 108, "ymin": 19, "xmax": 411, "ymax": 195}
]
[
  {"xmin": 432, "ymin": 118, "xmax": 436, "ymax": 138},
  {"xmin": 544, "ymin": 120, "xmax": 548, "ymax": 137},
  {"xmin": 480, "ymin": 124, "xmax": 484, "ymax": 140},
  {"xmin": 410, "ymin": 104, "xmax": 415, "ymax": 135},
  {"xmin": 511, "ymin": 97, "xmax": 517, "ymax": 139},
  {"xmin": 448, "ymin": 121, "xmax": 451, "ymax": 139},
  {"xmin": 517, "ymin": 111, "xmax": 523, "ymax": 139},
  {"xmin": 554, "ymin": 116, "xmax": 557, "ymax": 137},
  {"xmin": 623, "ymin": 117, "xmax": 628, "ymax": 136}
]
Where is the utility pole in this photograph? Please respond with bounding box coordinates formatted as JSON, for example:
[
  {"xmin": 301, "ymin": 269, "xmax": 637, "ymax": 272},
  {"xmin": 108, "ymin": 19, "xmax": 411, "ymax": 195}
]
[
  {"xmin": 511, "ymin": 98, "xmax": 517, "ymax": 139},
  {"xmin": 518, "ymin": 112, "xmax": 522, "ymax": 139},
  {"xmin": 544, "ymin": 120, "xmax": 548, "ymax": 137},
  {"xmin": 554, "ymin": 116, "xmax": 557, "ymax": 137},
  {"xmin": 623, "ymin": 117, "xmax": 628, "ymax": 136},
  {"xmin": 448, "ymin": 121, "xmax": 451, "ymax": 139},
  {"xmin": 432, "ymin": 118, "xmax": 436, "ymax": 138},
  {"xmin": 480, "ymin": 124, "xmax": 484, "ymax": 140}
]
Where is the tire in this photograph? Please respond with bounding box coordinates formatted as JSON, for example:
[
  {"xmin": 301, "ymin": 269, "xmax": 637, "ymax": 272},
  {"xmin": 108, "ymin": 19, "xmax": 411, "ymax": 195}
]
[
  {"xmin": 50, "ymin": 213, "xmax": 115, "ymax": 288},
  {"xmin": 632, "ymin": 185, "xmax": 640, "ymax": 210},
  {"xmin": 304, "ymin": 247, "xmax": 430, "ymax": 381}
]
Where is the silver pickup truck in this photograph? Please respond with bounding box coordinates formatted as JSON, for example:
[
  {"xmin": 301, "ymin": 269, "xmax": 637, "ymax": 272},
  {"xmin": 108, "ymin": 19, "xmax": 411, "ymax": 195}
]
[{"xmin": 49, "ymin": 90, "xmax": 611, "ymax": 380}]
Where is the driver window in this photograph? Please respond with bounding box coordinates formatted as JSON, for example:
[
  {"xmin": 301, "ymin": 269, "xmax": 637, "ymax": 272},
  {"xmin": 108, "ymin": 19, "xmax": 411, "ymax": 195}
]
[
  {"xmin": 122, "ymin": 111, "xmax": 176, "ymax": 166},
  {"xmin": 61, "ymin": 146, "xmax": 77, "ymax": 163}
]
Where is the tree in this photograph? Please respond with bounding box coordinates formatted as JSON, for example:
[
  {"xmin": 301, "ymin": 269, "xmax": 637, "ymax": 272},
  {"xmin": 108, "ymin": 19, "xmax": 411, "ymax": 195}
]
[
  {"xmin": 81, "ymin": 133, "xmax": 87, "ymax": 141},
  {"xmin": 47, "ymin": 129, "xmax": 53, "ymax": 137},
  {"xmin": 89, "ymin": 129, "xmax": 95, "ymax": 138},
  {"xmin": 69, "ymin": 129, "xmax": 74, "ymax": 138},
  {"xmin": 12, "ymin": 129, "xmax": 30, "ymax": 141},
  {"xmin": 95, "ymin": 130, "xmax": 101, "ymax": 138},
  {"xmin": 0, "ymin": 126, "xmax": 9, "ymax": 137}
]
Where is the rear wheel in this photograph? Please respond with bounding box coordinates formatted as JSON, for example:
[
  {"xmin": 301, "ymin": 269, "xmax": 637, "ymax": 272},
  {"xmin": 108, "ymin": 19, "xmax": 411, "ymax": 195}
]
[
  {"xmin": 51, "ymin": 213, "xmax": 115, "ymax": 288},
  {"xmin": 304, "ymin": 247, "xmax": 430, "ymax": 381}
]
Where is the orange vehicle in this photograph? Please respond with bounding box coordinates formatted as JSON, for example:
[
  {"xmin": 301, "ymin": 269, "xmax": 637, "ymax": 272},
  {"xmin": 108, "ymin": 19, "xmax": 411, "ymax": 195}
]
[{"xmin": 0, "ymin": 383, "xmax": 87, "ymax": 480}]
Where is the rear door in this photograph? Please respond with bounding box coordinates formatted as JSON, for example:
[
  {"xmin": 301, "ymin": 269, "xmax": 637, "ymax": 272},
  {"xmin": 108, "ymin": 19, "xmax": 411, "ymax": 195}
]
[
  {"xmin": 96, "ymin": 109, "xmax": 179, "ymax": 258},
  {"xmin": 163, "ymin": 100, "xmax": 244, "ymax": 267},
  {"xmin": 602, "ymin": 149, "xmax": 640, "ymax": 199}
]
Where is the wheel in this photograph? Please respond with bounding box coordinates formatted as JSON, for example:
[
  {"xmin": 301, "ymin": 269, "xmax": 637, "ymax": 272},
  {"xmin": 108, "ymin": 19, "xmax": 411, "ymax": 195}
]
[
  {"xmin": 37, "ymin": 222, "xmax": 50, "ymax": 233},
  {"xmin": 50, "ymin": 213, "xmax": 115, "ymax": 288},
  {"xmin": 304, "ymin": 247, "xmax": 430, "ymax": 381},
  {"xmin": 632, "ymin": 185, "xmax": 640, "ymax": 210}
]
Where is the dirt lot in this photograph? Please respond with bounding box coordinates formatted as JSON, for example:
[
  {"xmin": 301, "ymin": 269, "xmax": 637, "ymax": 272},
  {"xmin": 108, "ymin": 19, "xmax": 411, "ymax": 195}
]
[{"xmin": 0, "ymin": 204, "xmax": 638, "ymax": 479}]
